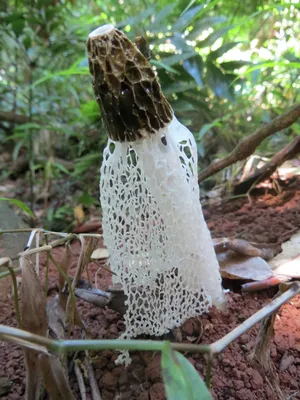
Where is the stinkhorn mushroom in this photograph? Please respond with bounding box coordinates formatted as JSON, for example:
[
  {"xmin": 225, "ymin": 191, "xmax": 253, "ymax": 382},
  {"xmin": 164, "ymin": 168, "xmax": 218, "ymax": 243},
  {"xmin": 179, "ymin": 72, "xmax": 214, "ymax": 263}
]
[{"xmin": 87, "ymin": 25, "xmax": 225, "ymax": 365}]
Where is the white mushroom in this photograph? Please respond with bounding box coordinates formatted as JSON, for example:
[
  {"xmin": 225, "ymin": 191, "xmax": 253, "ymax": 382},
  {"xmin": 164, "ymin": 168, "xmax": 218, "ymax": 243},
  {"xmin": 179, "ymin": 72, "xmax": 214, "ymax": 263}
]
[{"xmin": 87, "ymin": 25, "xmax": 225, "ymax": 365}]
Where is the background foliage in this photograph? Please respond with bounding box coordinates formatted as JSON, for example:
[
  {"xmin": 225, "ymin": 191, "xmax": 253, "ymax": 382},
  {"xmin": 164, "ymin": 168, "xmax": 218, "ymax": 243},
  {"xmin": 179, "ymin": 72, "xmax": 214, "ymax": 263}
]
[{"xmin": 0, "ymin": 0, "xmax": 299, "ymax": 229}]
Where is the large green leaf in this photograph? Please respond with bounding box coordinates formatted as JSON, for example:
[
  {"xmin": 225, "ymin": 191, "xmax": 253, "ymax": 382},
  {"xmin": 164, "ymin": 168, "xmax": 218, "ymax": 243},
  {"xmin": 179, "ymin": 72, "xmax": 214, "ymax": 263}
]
[
  {"xmin": 197, "ymin": 26, "xmax": 235, "ymax": 48},
  {"xmin": 151, "ymin": 60, "xmax": 180, "ymax": 74},
  {"xmin": 220, "ymin": 61, "xmax": 250, "ymax": 71},
  {"xmin": 188, "ymin": 16, "xmax": 227, "ymax": 40},
  {"xmin": 161, "ymin": 343, "xmax": 212, "ymax": 400},
  {"xmin": 171, "ymin": 5, "xmax": 204, "ymax": 32},
  {"xmin": 118, "ymin": 7, "xmax": 155, "ymax": 28},
  {"xmin": 183, "ymin": 55, "xmax": 204, "ymax": 87},
  {"xmin": 160, "ymin": 52, "xmax": 196, "ymax": 67},
  {"xmin": 209, "ymin": 42, "xmax": 241, "ymax": 60},
  {"xmin": 206, "ymin": 62, "xmax": 236, "ymax": 100},
  {"xmin": 163, "ymin": 81, "xmax": 199, "ymax": 96},
  {"xmin": 0, "ymin": 198, "xmax": 35, "ymax": 218},
  {"xmin": 151, "ymin": 4, "xmax": 176, "ymax": 32}
]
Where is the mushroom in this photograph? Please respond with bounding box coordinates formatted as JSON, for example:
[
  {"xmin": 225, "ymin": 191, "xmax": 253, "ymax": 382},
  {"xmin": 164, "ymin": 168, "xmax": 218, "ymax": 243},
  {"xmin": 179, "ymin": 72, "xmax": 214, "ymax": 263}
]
[{"xmin": 87, "ymin": 25, "xmax": 225, "ymax": 365}]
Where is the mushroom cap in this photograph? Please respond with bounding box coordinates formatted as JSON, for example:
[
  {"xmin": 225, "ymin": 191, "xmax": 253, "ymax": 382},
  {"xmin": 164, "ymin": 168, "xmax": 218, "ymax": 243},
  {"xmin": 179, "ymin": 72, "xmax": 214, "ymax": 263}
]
[{"xmin": 87, "ymin": 25, "xmax": 173, "ymax": 142}]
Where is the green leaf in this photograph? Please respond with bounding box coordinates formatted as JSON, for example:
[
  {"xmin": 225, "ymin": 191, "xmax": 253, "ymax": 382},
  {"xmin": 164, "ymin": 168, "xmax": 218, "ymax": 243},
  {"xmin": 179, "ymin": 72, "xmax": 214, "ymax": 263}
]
[
  {"xmin": 220, "ymin": 61, "xmax": 250, "ymax": 71},
  {"xmin": 151, "ymin": 4, "xmax": 176, "ymax": 32},
  {"xmin": 0, "ymin": 198, "xmax": 35, "ymax": 218},
  {"xmin": 198, "ymin": 26, "xmax": 235, "ymax": 48},
  {"xmin": 183, "ymin": 55, "xmax": 204, "ymax": 87},
  {"xmin": 32, "ymin": 66, "xmax": 89, "ymax": 87},
  {"xmin": 206, "ymin": 62, "xmax": 235, "ymax": 100},
  {"xmin": 209, "ymin": 42, "xmax": 241, "ymax": 60},
  {"xmin": 171, "ymin": 33, "xmax": 194, "ymax": 53},
  {"xmin": 161, "ymin": 343, "xmax": 212, "ymax": 400},
  {"xmin": 160, "ymin": 52, "xmax": 196, "ymax": 67},
  {"xmin": 74, "ymin": 153, "xmax": 100, "ymax": 176},
  {"xmin": 163, "ymin": 81, "xmax": 199, "ymax": 96},
  {"xmin": 188, "ymin": 16, "xmax": 227, "ymax": 40},
  {"xmin": 151, "ymin": 59, "xmax": 180, "ymax": 74},
  {"xmin": 171, "ymin": 5, "xmax": 204, "ymax": 32},
  {"xmin": 118, "ymin": 7, "xmax": 155, "ymax": 28},
  {"xmin": 81, "ymin": 100, "xmax": 100, "ymax": 119},
  {"xmin": 180, "ymin": 0, "xmax": 197, "ymax": 16},
  {"xmin": 198, "ymin": 121, "xmax": 220, "ymax": 141}
]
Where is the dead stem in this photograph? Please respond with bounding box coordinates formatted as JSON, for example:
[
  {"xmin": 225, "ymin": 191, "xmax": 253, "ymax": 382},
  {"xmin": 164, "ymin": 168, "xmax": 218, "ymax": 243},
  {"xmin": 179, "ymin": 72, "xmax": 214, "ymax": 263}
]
[
  {"xmin": 74, "ymin": 361, "xmax": 87, "ymax": 400},
  {"xmin": 84, "ymin": 355, "xmax": 103, "ymax": 400},
  {"xmin": 210, "ymin": 282, "xmax": 300, "ymax": 354},
  {"xmin": 1, "ymin": 283, "xmax": 299, "ymax": 357}
]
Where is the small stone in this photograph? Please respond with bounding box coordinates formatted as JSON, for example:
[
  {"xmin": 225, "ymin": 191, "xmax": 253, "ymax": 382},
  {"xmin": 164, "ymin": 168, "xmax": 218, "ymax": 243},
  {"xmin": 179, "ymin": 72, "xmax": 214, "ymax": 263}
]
[
  {"xmin": 149, "ymin": 383, "xmax": 165, "ymax": 400},
  {"xmin": 7, "ymin": 368, "xmax": 15, "ymax": 376},
  {"xmin": 101, "ymin": 389, "xmax": 114, "ymax": 400},
  {"xmin": 109, "ymin": 324, "xmax": 118, "ymax": 335},
  {"xmin": 279, "ymin": 354, "xmax": 295, "ymax": 372},
  {"xmin": 120, "ymin": 391, "xmax": 131, "ymax": 400},
  {"xmin": 138, "ymin": 392, "xmax": 149, "ymax": 400},
  {"xmin": 182, "ymin": 319, "xmax": 194, "ymax": 336},
  {"xmin": 290, "ymin": 378, "xmax": 299, "ymax": 389},
  {"xmin": 234, "ymin": 380, "xmax": 244, "ymax": 390},
  {"xmin": 251, "ymin": 370, "xmax": 264, "ymax": 389},
  {"xmin": 102, "ymin": 371, "xmax": 117, "ymax": 390},
  {"xmin": 145, "ymin": 356, "xmax": 161, "ymax": 383},
  {"xmin": 118, "ymin": 371, "xmax": 129, "ymax": 387},
  {"xmin": 222, "ymin": 358, "xmax": 231, "ymax": 367}
]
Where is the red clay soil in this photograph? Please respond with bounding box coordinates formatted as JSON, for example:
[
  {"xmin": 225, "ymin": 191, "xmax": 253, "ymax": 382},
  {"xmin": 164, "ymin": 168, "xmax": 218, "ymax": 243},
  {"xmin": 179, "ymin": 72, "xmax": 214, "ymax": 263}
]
[{"xmin": 1, "ymin": 181, "xmax": 300, "ymax": 400}]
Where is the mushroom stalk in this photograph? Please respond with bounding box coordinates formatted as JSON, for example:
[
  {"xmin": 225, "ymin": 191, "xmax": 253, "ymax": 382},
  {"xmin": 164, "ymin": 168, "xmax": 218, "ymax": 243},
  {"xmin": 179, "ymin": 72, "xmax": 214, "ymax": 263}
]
[{"xmin": 87, "ymin": 25, "xmax": 225, "ymax": 365}]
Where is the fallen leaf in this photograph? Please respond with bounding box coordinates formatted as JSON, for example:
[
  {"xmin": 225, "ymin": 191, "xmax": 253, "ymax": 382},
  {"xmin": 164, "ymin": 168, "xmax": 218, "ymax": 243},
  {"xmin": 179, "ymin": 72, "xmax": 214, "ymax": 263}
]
[
  {"xmin": 39, "ymin": 354, "xmax": 75, "ymax": 400},
  {"xmin": 217, "ymin": 251, "xmax": 273, "ymax": 281},
  {"xmin": 273, "ymin": 256, "xmax": 300, "ymax": 279},
  {"xmin": 20, "ymin": 256, "xmax": 48, "ymax": 400},
  {"xmin": 269, "ymin": 230, "xmax": 300, "ymax": 269},
  {"xmin": 47, "ymin": 295, "xmax": 67, "ymax": 340},
  {"xmin": 213, "ymin": 238, "xmax": 279, "ymax": 260},
  {"xmin": 91, "ymin": 248, "xmax": 109, "ymax": 260}
]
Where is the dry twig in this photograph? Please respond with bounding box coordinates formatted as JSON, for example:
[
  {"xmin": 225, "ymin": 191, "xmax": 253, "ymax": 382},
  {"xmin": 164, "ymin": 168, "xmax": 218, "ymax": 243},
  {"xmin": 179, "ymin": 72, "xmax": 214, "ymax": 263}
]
[{"xmin": 198, "ymin": 103, "xmax": 300, "ymax": 183}]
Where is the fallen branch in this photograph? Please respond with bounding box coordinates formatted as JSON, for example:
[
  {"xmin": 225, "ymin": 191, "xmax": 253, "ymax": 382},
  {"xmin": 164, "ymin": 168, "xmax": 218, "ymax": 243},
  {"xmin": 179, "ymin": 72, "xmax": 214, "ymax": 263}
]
[
  {"xmin": 234, "ymin": 135, "xmax": 300, "ymax": 194},
  {"xmin": 0, "ymin": 111, "xmax": 33, "ymax": 125},
  {"xmin": 198, "ymin": 103, "xmax": 300, "ymax": 183}
]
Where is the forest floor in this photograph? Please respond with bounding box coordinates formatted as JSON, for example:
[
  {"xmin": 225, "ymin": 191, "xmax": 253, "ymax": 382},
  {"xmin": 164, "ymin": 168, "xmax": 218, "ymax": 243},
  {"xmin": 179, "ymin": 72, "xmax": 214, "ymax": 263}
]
[{"xmin": 1, "ymin": 179, "xmax": 300, "ymax": 400}]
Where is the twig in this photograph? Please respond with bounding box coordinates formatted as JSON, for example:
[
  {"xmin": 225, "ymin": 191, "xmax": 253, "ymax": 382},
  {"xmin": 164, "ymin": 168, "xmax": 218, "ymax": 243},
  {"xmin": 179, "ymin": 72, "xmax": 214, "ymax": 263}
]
[
  {"xmin": 44, "ymin": 235, "xmax": 50, "ymax": 296},
  {"xmin": 74, "ymin": 361, "xmax": 87, "ymax": 400},
  {"xmin": 234, "ymin": 135, "xmax": 300, "ymax": 194},
  {"xmin": 205, "ymin": 355, "xmax": 213, "ymax": 389},
  {"xmin": 24, "ymin": 229, "xmax": 37, "ymax": 251},
  {"xmin": 84, "ymin": 355, "xmax": 103, "ymax": 400},
  {"xmin": 210, "ymin": 282, "xmax": 300, "ymax": 354},
  {"xmin": 198, "ymin": 103, "xmax": 300, "ymax": 182},
  {"xmin": 0, "ymin": 259, "xmax": 21, "ymax": 327}
]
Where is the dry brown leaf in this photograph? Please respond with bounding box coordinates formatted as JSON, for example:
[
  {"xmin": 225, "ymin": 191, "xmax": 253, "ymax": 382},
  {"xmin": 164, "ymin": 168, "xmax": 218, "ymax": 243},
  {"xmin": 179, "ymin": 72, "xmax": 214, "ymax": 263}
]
[
  {"xmin": 20, "ymin": 256, "xmax": 48, "ymax": 400},
  {"xmin": 273, "ymin": 256, "xmax": 300, "ymax": 279},
  {"xmin": 47, "ymin": 295, "xmax": 67, "ymax": 340},
  {"xmin": 39, "ymin": 353, "xmax": 75, "ymax": 400},
  {"xmin": 58, "ymin": 242, "xmax": 72, "ymax": 297},
  {"xmin": 213, "ymin": 238, "xmax": 278, "ymax": 260},
  {"xmin": 270, "ymin": 230, "xmax": 300, "ymax": 269},
  {"xmin": 217, "ymin": 251, "xmax": 273, "ymax": 281}
]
